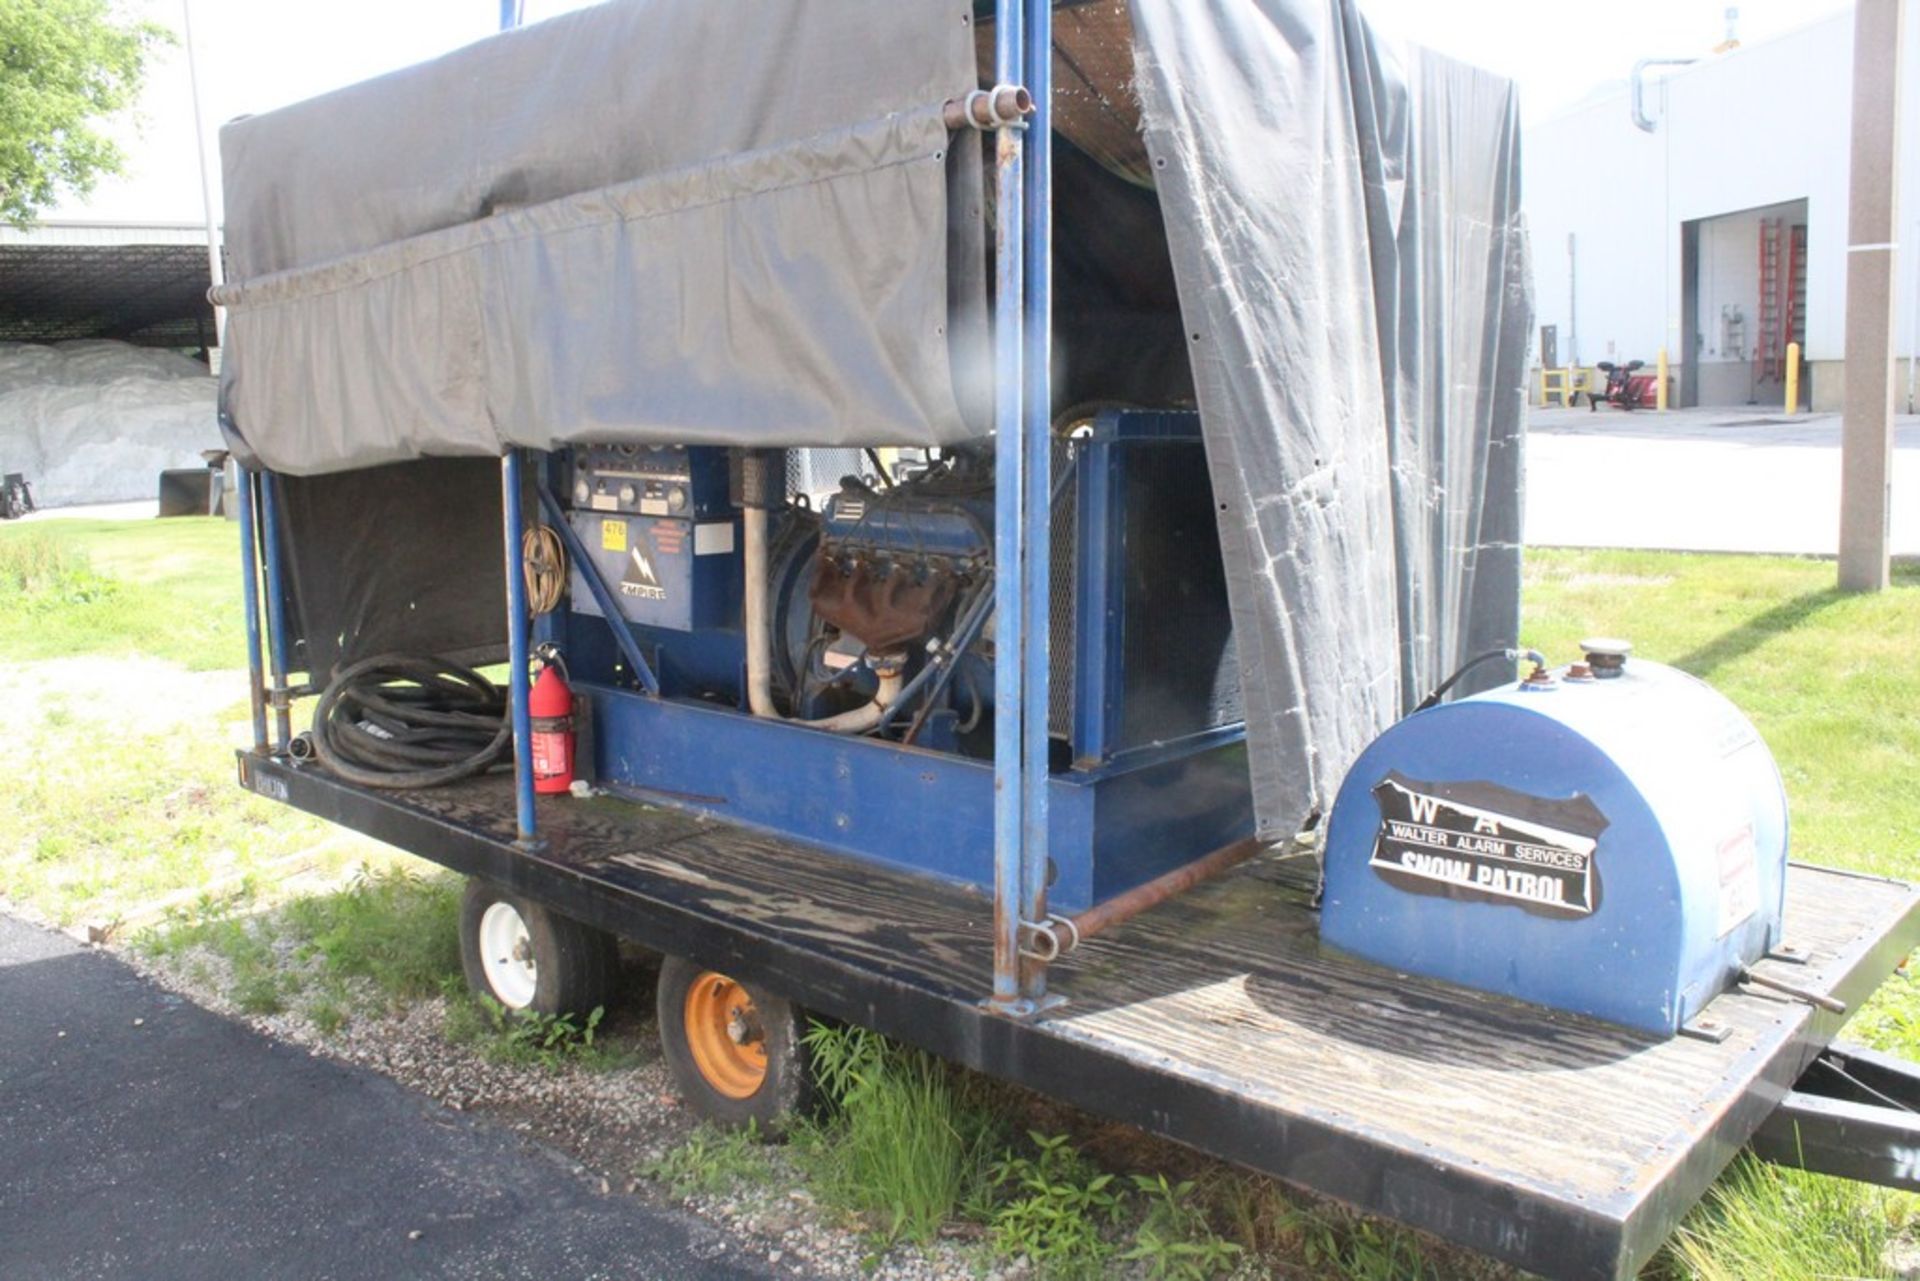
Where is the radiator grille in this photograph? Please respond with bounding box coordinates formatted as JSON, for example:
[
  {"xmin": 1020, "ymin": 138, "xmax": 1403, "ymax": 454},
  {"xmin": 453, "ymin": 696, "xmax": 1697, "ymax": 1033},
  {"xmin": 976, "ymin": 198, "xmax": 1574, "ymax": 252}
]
[{"xmin": 1049, "ymin": 438, "xmax": 1078, "ymax": 739}]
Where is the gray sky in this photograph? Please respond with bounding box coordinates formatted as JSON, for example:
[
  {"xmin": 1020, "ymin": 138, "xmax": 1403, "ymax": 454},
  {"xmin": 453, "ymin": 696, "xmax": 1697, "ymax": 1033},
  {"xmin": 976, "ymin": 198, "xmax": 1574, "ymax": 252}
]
[{"xmin": 56, "ymin": 0, "xmax": 1854, "ymax": 225}]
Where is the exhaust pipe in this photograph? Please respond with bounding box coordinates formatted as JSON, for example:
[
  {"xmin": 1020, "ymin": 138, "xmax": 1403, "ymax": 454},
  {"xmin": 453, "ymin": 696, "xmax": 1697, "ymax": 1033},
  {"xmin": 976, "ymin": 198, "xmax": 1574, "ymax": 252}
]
[{"xmin": 1630, "ymin": 57, "xmax": 1695, "ymax": 132}]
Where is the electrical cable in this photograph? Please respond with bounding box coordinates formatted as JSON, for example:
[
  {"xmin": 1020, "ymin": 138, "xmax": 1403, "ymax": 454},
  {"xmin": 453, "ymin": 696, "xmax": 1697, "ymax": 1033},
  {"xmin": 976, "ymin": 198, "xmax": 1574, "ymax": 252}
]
[
  {"xmin": 523, "ymin": 524, "xmax": 566, "ymax": 615},
  {"xmin": 1414, "ymin": 646, "xmax": 1545, "ymax": 712},
  {"xmin": 308, "ymin": 653, "xmax": 510, "ymax": 789}
]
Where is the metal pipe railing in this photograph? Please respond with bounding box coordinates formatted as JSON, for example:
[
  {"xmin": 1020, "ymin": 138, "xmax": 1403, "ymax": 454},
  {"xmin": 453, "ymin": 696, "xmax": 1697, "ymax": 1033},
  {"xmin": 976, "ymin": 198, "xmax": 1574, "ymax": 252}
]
[
  {"xmin": 235, "ymin": 464, "xmax": 268, "ymax": 754},
  {"xmin": 989, "ymin": 0, "xmax": 1029, "ymax": 1011},
  {"xmin": 256, "ymin": 470, "xmax": 294, "ymax": 753},
  {"xmin": 1015, "ymin": 0, "xmax": 1055, "ymax": 1004},
  {"xmin": 1020, "ymin": 838, "xmax": 1264, "ymax": 965},
  {"xmin": 502, "ymin": 450, "xmax": 539, "ymax": 844}
]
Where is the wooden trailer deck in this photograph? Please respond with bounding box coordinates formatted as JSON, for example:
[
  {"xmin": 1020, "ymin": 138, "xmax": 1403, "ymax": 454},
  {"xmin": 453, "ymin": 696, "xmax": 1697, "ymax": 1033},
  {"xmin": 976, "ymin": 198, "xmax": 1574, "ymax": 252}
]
[{"xmin": 242, "ymin": 752, "xmax": 1920, "ymax": 1281}]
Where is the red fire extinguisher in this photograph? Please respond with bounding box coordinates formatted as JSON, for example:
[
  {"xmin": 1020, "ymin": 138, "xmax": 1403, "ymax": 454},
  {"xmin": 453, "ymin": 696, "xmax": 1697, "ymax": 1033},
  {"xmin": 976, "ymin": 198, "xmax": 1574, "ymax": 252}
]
[{"xmin": 529, "ymin": 659, "xmax": 574, "ymax": 795}]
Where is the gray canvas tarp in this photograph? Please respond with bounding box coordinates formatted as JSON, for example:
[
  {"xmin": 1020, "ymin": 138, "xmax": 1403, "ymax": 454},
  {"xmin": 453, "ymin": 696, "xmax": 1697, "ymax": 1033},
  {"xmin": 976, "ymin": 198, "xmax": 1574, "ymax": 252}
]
[
  {"xmin": 213, "ymin": 0, "xmax": 1529, "ymax": 840},
  {"xmin": 1127, "ymin": 0, "xmax": 1530, "ymax": 836},
  {"xmin": 212, "ymin": 0, "xmax": 987, "ymax": 471}
]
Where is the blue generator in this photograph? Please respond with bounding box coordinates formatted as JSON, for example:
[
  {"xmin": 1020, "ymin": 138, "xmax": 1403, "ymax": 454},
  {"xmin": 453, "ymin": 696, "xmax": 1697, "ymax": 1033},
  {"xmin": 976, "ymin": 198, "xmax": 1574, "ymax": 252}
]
[
  {"xmin": 1320, "ymin": 644, "xmax": 1791, "ymax": 1036},
  {"xmin": 539, "ymin": 410, "xmax": 1251, "ymax": 914}
]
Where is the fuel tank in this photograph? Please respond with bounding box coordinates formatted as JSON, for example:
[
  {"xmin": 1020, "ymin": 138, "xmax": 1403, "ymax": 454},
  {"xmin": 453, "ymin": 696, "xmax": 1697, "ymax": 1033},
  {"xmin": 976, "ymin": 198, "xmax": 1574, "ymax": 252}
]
[{"xmin": 1319, "ymin": 646, "xmax": 1788, "ymax": 1036}]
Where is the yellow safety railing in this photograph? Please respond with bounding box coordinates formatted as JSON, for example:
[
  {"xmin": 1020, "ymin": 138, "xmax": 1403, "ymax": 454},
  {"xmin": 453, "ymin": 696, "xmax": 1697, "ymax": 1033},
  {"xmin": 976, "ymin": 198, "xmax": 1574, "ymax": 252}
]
[{"xmin": 1538, "ymin": 366, "xmax": 1594, "ymax": 408}]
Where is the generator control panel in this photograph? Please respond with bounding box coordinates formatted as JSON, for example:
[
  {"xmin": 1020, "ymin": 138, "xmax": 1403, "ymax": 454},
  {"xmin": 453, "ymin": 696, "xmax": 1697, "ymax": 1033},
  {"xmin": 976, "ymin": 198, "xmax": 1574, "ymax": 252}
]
[{"xmin": 566, "ymin": 445, "xmax": 738, "ymax": 632}]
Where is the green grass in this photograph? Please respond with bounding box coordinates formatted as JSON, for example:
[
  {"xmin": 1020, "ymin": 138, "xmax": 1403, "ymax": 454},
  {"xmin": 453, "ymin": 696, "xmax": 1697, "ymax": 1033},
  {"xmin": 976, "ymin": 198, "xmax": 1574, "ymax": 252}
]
[
  {"xmin": 0, "ymin": 520, "xmax": 246, "ymax": 669},
  {"xmin": 640, "ymin": 1122, "xmax": 776, "ymax": 1199},
  {"xmin": 1662, "ymin": 1156, "xmax": 1912, "ymax": 1281},
  {"xmin": 0, "ymin": 706, "xmax": 342, "ymax": 930},
  {"xmin": 139, "ymin": 868, "xmax": 466, "ymax": 1028},
  {"xmin": 276, "ymin": 868, "xmax": 463, "ymax": 1004}
]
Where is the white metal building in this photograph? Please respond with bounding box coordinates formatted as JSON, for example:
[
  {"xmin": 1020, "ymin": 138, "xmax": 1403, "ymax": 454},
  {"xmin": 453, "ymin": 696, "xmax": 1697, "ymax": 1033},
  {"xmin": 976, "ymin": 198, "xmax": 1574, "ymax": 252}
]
[{"xmin": 1524, "ymin": 3, "xmax": 1920, "ymax": 410}]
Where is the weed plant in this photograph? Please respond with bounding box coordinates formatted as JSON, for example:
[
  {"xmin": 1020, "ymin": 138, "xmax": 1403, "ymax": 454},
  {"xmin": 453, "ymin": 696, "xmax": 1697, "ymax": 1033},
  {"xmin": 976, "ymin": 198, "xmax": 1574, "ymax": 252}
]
[
  {"xmin": 640, "ymin": 1122, "xmax": 774, "ymax": 1199},
  {"xmin": 792, "ymin": 1022, "xmax": 995, "ymax": 1245}
]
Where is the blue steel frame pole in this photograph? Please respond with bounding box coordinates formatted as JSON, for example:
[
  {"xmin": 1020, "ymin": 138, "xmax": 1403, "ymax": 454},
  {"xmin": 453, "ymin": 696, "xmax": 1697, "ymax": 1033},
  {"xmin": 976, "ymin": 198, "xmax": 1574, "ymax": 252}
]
[
  {"xmin": 502, "ymin": 450, "xmax": 539, "ymax": 845},
  {"xmin": 256, "ymin": 471, "xmax": 294, "ymax": 753},
  {"xmin": 1017, "ymin": 0, "xmax": 1054, "ymax": 1002},
  {"xmin": 990, "ymin": 0, "xmax": 1029, "ymax": 1009},
  {"xmin": 235, "ymin": 466, "xmax": 269, "ymax": 754}
]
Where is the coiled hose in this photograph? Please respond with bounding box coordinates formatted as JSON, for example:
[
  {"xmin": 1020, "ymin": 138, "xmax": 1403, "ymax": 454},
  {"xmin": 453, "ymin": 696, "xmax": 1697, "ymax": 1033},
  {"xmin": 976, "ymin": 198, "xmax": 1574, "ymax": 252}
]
[
  {"xmin": 307, "ymin": 654, "xmax": 510, "ymax": 789},
  {"xmin": 523, "ymin": 524, "xmax": 566, "ymax": 616}
]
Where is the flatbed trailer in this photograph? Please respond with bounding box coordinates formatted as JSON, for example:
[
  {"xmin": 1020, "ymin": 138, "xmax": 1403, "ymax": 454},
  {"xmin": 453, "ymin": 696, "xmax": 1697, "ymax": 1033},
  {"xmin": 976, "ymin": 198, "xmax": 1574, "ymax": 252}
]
[
  {"xmin": 210, "ymin": 2, "xmax": 1920, "ymax": 1275},
  {"xmin": 240, "ymin": 751, "xmax": 1920, "ymax": 1281}
]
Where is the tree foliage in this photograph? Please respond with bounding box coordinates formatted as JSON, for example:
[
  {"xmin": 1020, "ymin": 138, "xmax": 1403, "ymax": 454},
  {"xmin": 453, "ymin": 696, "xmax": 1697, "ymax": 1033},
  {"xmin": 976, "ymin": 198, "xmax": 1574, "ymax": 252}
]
[{"xmin": 0, "ymin": 0, "xmax": 172, "ymax": 225}]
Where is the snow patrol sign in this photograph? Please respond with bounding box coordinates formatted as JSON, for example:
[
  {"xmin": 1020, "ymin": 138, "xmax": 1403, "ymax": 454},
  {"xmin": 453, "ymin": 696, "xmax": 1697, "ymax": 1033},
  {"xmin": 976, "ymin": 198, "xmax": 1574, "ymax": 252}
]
[{"xmin": 1368, "ymin": 773, "xmax": 1610, "ymax": 919}]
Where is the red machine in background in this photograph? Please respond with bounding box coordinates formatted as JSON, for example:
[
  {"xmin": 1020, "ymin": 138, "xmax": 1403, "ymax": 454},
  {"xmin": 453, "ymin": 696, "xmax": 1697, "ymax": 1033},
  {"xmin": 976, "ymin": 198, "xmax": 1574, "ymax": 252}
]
[{"xmin": 1583, "ymin": 359, "xmax": 1658, "ymax": 410}]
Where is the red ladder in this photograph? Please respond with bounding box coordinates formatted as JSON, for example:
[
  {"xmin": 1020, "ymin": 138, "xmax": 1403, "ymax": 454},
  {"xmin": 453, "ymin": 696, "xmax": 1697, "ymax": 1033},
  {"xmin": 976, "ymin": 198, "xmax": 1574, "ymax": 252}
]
[
  {"xmin": 1787, "ymin": 223, "xmax": 1808, "ymax": 354},
  {"xmin": 1756, "ymin": 217, "xmax": 1785, "ymax": 384}
]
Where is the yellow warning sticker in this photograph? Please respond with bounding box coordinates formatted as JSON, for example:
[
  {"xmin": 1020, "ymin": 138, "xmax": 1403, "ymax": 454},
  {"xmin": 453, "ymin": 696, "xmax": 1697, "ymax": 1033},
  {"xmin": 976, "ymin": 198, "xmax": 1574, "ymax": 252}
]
[{"xmin": 600, "ymin": 519, "xmax": 627, "ymax": 553}]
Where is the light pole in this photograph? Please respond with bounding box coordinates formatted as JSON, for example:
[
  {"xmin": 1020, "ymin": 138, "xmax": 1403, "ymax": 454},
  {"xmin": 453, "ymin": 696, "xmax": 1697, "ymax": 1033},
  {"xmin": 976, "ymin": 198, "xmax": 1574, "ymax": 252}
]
[
  {"xmin": 1838, "ymin": 0, "xmax": 1903, "ymax": 592},
  {"xmin": 181, "ymin": 0, "xmax": 223, "ymax": 352}
]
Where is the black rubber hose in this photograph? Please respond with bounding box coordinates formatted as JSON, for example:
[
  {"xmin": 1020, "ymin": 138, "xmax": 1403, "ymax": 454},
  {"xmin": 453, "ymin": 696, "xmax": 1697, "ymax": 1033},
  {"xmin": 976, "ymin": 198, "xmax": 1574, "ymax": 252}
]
[
  {"xmin": 308, "ymin": 653, "xmax": 511, "ymax": 789},
  {"xmin": 1413, "ymin": 647, "xmax": 1543, "ymax": 712}
]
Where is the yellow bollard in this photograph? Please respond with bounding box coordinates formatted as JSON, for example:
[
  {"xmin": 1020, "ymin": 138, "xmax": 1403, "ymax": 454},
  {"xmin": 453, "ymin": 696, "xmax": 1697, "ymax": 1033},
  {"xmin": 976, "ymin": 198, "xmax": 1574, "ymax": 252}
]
[
  {"xmin": 1656, "ymin": 348, "xmax": 1669, "ymax": 411},
  {"xmin": 1784, "ymin": 341, "xmax": 1801, "ymax": 415}
]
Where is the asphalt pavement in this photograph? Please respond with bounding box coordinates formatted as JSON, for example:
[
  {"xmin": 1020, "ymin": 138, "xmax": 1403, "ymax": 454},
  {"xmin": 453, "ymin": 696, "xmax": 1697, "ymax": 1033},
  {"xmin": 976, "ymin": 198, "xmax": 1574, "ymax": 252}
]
[{"xmin": 0, "ymin": 912, "xmax": 779, "ymax": 1281}]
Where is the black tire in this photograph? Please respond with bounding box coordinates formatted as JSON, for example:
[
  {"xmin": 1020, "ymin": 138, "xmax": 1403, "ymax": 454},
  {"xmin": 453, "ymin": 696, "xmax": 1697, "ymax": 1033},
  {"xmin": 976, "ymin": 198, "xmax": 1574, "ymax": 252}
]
[
  {"xmin": 458, "ymin": 879, "xmax": 616, "ymax": 1017},
  {"xmin": 656, "ymin": 954, "xmax": 807, "ymax": 1131}
]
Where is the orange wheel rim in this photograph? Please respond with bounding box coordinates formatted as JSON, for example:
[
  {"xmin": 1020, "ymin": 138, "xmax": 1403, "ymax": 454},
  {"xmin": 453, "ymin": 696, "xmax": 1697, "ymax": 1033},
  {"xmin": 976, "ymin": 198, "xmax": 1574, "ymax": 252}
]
[{"xmin": 682, "ymin": 971, "xmax": 768, "ymax": 1099}]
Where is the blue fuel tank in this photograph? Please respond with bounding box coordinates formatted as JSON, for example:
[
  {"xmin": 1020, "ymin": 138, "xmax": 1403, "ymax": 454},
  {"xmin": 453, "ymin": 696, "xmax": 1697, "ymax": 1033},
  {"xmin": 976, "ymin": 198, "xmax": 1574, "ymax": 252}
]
[{"xmin": 1319, "ymin": 650, "xmax": 1788, "ymax": 1036}]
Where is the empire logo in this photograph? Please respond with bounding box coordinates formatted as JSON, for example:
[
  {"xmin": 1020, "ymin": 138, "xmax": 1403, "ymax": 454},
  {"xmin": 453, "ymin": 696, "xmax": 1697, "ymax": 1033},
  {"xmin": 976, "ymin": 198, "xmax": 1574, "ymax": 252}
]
[{"xmin": 619, "ymin": 543, "xmax": 667, "ymax": 601}]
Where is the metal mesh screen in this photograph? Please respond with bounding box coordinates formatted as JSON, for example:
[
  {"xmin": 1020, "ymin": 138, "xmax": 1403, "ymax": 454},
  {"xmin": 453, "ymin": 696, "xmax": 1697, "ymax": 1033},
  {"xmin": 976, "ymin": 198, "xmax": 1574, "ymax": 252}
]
[
  {"xmin": 785, "ymin": 448, "xmax": 867, "ymax": 505},
  {"xmin": 1049, "ymin": 439, "xmax": 1078, "ymax": 739}
]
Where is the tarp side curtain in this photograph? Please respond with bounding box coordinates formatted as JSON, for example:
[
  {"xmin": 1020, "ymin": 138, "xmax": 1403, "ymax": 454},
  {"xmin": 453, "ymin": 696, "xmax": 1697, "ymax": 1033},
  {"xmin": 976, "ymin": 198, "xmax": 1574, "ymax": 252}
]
[
  {"xmin": 212, "ymin": 0, "xmax": 985, "ymax": 473},
  {"xmin": 1127, "ymin": 0, "xmax": 1530, "ymax": 839},
  {"xmin": 276, "ymin": 459, "xmax": 508, "ymax": 679}
]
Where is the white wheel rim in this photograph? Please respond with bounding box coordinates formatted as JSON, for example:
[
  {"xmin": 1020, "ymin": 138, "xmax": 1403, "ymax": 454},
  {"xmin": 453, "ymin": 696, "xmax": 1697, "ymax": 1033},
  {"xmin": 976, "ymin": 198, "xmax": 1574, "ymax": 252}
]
[{"xmin": 478, "ymin": 901, "xmax": 538, "ymax": 1010}]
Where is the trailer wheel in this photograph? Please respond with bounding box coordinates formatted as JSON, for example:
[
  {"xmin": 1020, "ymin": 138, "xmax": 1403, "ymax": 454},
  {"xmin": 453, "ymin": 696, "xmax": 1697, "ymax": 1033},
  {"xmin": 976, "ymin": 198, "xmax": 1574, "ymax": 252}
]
[
  {"xmin": 458, "ymin": 880, "xmax": 614, "ymax": 1017},
  {"xmin": 657, "ymin": 956, "xmax": 806, "ymax": 1129}
]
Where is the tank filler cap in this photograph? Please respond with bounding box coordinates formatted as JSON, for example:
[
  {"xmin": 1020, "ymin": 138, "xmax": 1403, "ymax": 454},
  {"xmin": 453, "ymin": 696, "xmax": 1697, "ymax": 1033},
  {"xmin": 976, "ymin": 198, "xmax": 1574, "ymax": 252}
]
[{"xmin": 1579, "ymin": 637, "xmax": 1633, "ymax": 679}]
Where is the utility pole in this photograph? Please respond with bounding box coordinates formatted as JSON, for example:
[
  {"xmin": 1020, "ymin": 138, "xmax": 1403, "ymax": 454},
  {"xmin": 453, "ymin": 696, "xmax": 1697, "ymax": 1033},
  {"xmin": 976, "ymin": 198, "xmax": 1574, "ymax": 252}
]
[
  {"xmin": 1839, "ymin": 0, "xmax": 1903, "ymax": 591},
  {"xmin": 181, "ymin": 0, "xmax": 223, "ymax": 352}
]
